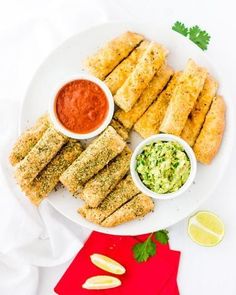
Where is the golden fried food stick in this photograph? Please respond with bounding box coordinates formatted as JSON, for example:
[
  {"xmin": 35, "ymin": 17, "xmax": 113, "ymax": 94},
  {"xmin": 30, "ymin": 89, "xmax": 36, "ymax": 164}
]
[
  {"xmin": 60, "ymin": 127, "xmax": 125, "ymax": 193},
  {"xmin": 24, "ymin": 140, "xmax": 83, "ymax": 206},
  {"xmin": 115, "ymin": 65, "xmax": 173, "ymax": 129},
  {"xmin": 81, "ymin": 146, "xmax": 131, "ymax": 208},
  {"xmin": 101, "ymin": 193, "xmax": 154, "ymax": 227},
  {"xmin": 181, "ymin": 75, "xmax": 218, "ymax": 146},
  {"xmin": 78, "ymin": 175, "xmax": 140, "ymax": 224},
  {"xmin": 160, "ymin": 59, "xmax": 207, "ymax": 136},
  {"xmin": 15, "ymin": 127, "xmax": 67, "ymax": 187},
  {"xmin": 9, "ymin": 114, "xmax": 50, "ymax": 166},
  {"xmin": 109, "ymin": 119, "xmax": 129, "ymax": 140},
  {"xmin": 114, "ymin": 42, "xmax": 167, "ymax": 112},
  {"xmin": 84, "ymin": 32, "xmax": 144, "ymax": 80},
  {"xmin": 193, "ymin": 96, "xmax": 226, "ymax": 164},
  {"xmin": 134, "ymin": 72, "xmax": 181, "ymax": 138},
  {"xmin": 104, "ymin": 40, "xmax": 150, "ymax": 94}
]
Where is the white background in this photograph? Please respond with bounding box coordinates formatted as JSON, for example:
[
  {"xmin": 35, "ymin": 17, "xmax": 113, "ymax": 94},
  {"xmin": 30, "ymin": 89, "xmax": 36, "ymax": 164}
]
[{"xmin": 0, "ymin": 0, "xmax": 236, "ymax": 294}]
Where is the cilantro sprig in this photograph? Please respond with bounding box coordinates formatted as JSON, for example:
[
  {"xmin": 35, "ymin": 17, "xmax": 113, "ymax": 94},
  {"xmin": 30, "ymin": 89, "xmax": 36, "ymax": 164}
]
[
  {"xmin": 189, "ymin": 26, "xmax": 210, "ymax": 51},
  {"xmin": 172, "ymin": 21, "xmax": 211, "ymax": 51},
  {"xmin": 133, "ymin": 235, "xmax": 156, "ymax": 262},
  {"xmin": 172, "ymin": 21, "xmax": 189, "ymax": 37},
  {"xmin": 133, "ymin": 230, "xmax": 169, "ymax": 263},
  {"xmin": 155, "ymin": 229, "xmax": 169, "ymax": 244}
]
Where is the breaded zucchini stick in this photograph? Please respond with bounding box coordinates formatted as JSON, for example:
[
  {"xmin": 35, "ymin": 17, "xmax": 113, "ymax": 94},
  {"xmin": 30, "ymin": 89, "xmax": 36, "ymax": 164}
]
[
  {"xmin": 101, "ymin": 193, "xmax": 154, "ymax": 227},
  {"xmin": 114, "ymin": 42, "xmax": 167, "ymax": 112},
  {"xmin": 134, "ymin": 72, "xmax": 181, "ymax": 138},
  {"xmin": 109, "ymin": 119, "xmax": 129, "ymax": 140},
  {"xmin": 60, "ymin": 127, "xmax": 125, "ymax": 193},
  {"xmin": 104, "ymin": 40, "xmax": 150, "ymax": 94},
  {"xmin": 193, "ymin": 95, "xmax": 225, "ymax": 164},
  {"xmin": 181, "ymin": 75, "xmax": 218, "ymax": 146},
  {"xmin": 84, "ymin": 32, "xmax": 144, "ymax": 80},
  {"xmin": 24, "ymin": 140, "xmax": 83, "ymax": 205},
  {"xmin": 115, "ymin": 65, "xmax": 173, "ymax": 129},
  {"xmin": 78, "ymin": 175, "xmax": 140, "ymax": 224},
  {"xmin": 160, "ymin": 59, "xmax": 207, "ymax": 136},
  {"xmin": 15, "ymin": 127, "xmax": 67, "ymax": 187},
  {"xmin": 81, "ymin": 146, "xmax": 131, "ymax": 207},
  {"xmin": 9, "ymin": 114, "xmax": 50, "ymax": 166}
]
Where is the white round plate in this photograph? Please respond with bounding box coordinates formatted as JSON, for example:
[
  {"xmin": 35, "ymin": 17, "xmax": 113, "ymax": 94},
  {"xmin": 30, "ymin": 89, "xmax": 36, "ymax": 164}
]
[{"xmin": 19, "ymin": 22, "xmax": 234, "ymax": 235}]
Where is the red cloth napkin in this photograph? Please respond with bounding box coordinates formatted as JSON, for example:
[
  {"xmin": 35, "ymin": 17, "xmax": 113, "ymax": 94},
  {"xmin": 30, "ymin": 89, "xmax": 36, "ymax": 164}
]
[
  {"xmin": 54, "ymin": 232, "xmax": 180, "ymax": 295},
  {"xmin": 134, "ymin": 234, "xmax": 180, "ymax": 295}
]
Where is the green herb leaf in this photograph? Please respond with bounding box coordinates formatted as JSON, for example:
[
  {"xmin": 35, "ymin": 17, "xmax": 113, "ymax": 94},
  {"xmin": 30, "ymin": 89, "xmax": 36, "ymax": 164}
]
[
  {"xmin": 155, "ymin": 230, "xmax": 169, "ymax": 244},
  {"xmin": 172, "ymin": 21, "xmax": 211, "ymax": 51},
  {"xmin": 133, "ymin": 235, "xmax": 156, "ymax": 262},
  {"xmin": 189, "ymin": 25, "xmax": 211, "ymax": 50},
  {"xmin": 172, "ymin": 21, "xmax": 189, "ymax": 37}
]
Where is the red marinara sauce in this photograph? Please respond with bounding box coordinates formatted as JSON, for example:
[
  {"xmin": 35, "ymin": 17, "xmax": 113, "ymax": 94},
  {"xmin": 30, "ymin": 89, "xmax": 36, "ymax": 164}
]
[{"xmin": 55, "ymin": 79, "xmax": 108, "ymax": 134}]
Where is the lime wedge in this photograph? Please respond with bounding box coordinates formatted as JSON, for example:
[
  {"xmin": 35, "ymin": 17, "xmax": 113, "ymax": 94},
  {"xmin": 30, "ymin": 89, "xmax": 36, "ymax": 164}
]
[{"xmin": 188, "ymin": 211, "xmax": 224, "ymax": 247}]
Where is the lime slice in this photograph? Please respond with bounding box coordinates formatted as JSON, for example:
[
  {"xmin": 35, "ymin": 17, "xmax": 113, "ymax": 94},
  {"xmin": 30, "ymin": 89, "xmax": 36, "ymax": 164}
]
[
  {"xmin": 188, "ymin": 211, "xmax": 224, "ymax": 247},
  {"xmin": 82, "ymin": 275, "xmax": 121, "ymax": 290},
  {"xmin": 90, "ymin": 254, "xmax": 126, "ymax": 275}
]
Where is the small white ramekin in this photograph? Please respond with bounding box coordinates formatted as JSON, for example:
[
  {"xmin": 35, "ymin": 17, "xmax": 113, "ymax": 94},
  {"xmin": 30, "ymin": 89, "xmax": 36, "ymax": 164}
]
[
  {"xmin": 130, "ymin": 134, "xmax": 197, "ymax": 200},
  {"xmin": 49, "ymin": 73, "xmax": 114, "ymax": 140}
]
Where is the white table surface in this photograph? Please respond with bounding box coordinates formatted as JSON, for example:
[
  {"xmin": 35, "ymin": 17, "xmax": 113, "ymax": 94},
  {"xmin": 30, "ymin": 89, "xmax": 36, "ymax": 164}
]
[{"xmin": 1, "ymin": 0, "xmax": 236, "ymax": 294}]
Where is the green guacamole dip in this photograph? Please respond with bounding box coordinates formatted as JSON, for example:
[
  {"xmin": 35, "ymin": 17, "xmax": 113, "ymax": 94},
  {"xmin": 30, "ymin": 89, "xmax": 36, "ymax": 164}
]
[{"xmin": 136, "ymin": 141, "xmax": 191, "ymax": 194}]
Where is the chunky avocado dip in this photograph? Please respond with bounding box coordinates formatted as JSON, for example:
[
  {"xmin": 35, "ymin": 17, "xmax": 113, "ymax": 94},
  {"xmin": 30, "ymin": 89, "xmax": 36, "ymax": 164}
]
[{"xmin": 136, "ymin": 141, "xmax": 191, "ymax": 194}]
